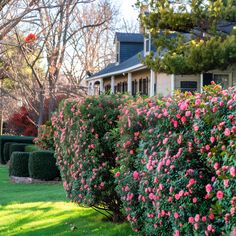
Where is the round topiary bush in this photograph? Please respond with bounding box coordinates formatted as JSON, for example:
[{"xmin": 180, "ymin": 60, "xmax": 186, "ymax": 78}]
[
  {"xmin": 9, "ymin": 152, "xmax": 30, "ymax": 177},
  {"xmin": 3, "ymin": 142, "xmax": 16, "ymax": 163},
  {"xmin": 28, "ymin": 151, "xmax": 60, "ymax": 181}
]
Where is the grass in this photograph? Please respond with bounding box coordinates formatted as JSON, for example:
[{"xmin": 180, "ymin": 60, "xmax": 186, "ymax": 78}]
[{"xmin": 0, "ymin": 165, "xmax": 135, "ymax": 236}]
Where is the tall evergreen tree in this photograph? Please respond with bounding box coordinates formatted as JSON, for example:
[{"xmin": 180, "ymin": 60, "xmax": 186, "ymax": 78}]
[{"xmin": 137, "ymin": 0, "xmax": 236, "ymax": 74}]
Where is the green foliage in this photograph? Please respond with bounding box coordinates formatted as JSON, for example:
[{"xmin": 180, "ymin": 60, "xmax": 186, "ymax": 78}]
[
  {"xmin": 28, "ymin": 151, "xmax": 60, "ymax": 181},
  {"xmin": 3, "ymin": 142, "xmax": 16, "ymax": 163},
  {"xmin": 9, "ymin": 152, "xmax": 30, "ymax": 177},
  {"xmin": 52, "ymin": 94, "xmax": 130, "ymax": 222},
  {"xmin": 137, "ymin": 0, "xmax": 236, "ymax": 74},
  {"xmin": 0, "ymin": 135, "xmax": 34, "ymax": 164},
  {"xmin": 8, "ymin": 143, "xmax": 29, "ymax": 163},
  {"xmin": 115, "ymin": 85, "xmax": 235, "ymax": 235},
  {"xmin": 24, "ymin": 145, "xmax": 40, "ymax": 153},
  {"xmin": 34, "ymin": 122, "xmax": 55, "ymax": 151}
]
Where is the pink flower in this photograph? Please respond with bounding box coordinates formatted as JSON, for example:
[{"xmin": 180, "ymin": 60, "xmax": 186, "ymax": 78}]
[
  {"xmin": 185, "ymin": 111, "xmax": 191, "ymax": 117},
  {"xmin": 202, "ymin": 216, "xmax": 207, "ymax": 222},
  {"xmin": 213, "ymin": 162, "xmax": 219, "ymax": 170},
  {"xmin": 181, "ymin": 116, "xmax": 187, "ymax": 123},
  {"xmin": 193, "ymin": 124, "xmax": 199, "ymax": 132},
  {"xmin": 195, "ymin": 99, "xmax": 201, "ymax": 106},
  {"xmin": 210, "ymin": 136, "xmax": 215, "ymax": 143},
  {"xmin": 173, "ymin": 230, "xmax": 180, "ymax": 236},
  {"xmin": 207, "ymin": 224, "xmax": 212, "ymax": 232},
  {"xmin": 195, "ymin": 214, "xmax": 200, "ymax": 222},
  {"xmin": 216, "ymin": 191, "xmax": 224, "ymax": 200},
  {"xmin": 163, "ymin": 138, "xmax": 168, "ymax": 145},
  {"xmin": 188, "ymin": 217, "xmax": 194, "ymax": 223},
  {"xmin": 175, "ymin": 193, "xmax": 180, "ymax": 200},
  {"xmin": 115, "ymin": 172, "xmax": 120, "ymax": 178},
  {"xmin": 194, "ymin": 223, "xmax": 199, "ymax": 230},
  {"xmin": 224, "ymin": 179, "xmax": 229, "ymax": 187},
  {"xmin": 224, "ymin": 128, "xmax": 231, "ymax": 136},
  {"xmin": 205, "ymin": 184, "xmax": 212, "ymax": 193},
  {"xmin": 230, "ymin": 167, "xmax": 236, "ymax": 177},
  {"xmin": 174, "ymin": 212, "xmax": 179, "ymax": 219},
  {"xmin": 133, "ymin": 171, "xmax": 139, "ymax": 180},
  {"xmin": 193, "ymin": 197, "xmax": 198, "ymax": 203}
]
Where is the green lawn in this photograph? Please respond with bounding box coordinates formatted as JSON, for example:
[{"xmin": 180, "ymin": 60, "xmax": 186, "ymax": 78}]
[{"xmin": 0, "ymin": 165, "xmax": 135, "ymax": 236}]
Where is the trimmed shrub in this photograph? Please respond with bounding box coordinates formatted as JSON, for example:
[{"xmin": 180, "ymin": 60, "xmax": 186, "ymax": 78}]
[
  {"xmin": 115, "ymin": 85, "xmax": 236, "ymax": 235},
  {"xmin": 52, "ymin": 94, "xmax": 129, "ymax": 222},
  {"xmin": 28, "ymin": 151, "xmax": 60, "ymax": 180},
  {"xmin": 0, "ymin": 135, "xmax": 34, "ymax": 164},
  {"xmin": 25, "ymin": 145, "xmax": 40, "ymax": 153},
  {"xmin": 9, "ymin": 152, "xmax": 30, "ymax": 177},
  {"xmin": 7, "ymin": 143, "xmax": 29, "ymax": 163},
  {"xmin": 3, "ymin": 142, "xmax": 16, "ymax": 163}
]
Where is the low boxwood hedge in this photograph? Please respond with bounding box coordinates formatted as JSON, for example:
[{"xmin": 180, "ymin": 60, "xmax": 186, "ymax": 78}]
[
  {"xmin": 9, "ymin": 152, "xmax": 30, "ymax": 177},
  {"xmin": 3, "ymin": 142, "xmax": 16, "ymax": 163},
  {"xmin": 0, "ymin": 135, "xmax": 34, "ymax": 164},
  {"xmin": 28, "ymin": 151, "xmax": 60, "ymax": 180},
  {"xmin": 7, "ymin": 143, "xmax": 29, "ymax": 163}
]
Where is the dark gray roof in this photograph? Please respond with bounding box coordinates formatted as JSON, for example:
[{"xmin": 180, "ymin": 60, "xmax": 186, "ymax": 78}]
[
  {"xmin": 88, "ymin": 51, "xmax": 144, "ymax": 79},
  {"xmin": 115, "ymin": 32, "xmax": 144, "ymax": 43},
  {"xmin": 217, "ymin": 21, "xmax": 236, "ymax": 34}
]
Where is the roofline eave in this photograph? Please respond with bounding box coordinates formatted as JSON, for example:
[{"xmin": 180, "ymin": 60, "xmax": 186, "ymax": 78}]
[{"xmin": 86, "ymin": 63, "xmax": 147, "ymax": 81}]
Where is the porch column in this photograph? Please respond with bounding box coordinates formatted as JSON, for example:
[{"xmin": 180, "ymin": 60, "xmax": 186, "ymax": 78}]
[
  {"xmin": 128, "ymin": 72, "xmax": 132, "ymax": 94},
  {"xmin": 171, "ymin": 74, "xmax": 175, "ymax": 96},
  {"xmin": 111, "ymin": 76, "xmax": 115, "ymax": 94},
  {"xmin": 150, "ymin": 70, "xmax": 155, "ymax": 97},
  {"xmin": 200, "ymin": 73, "xmax": 203, "ymax": 93},
  {"xmin": 100, "ymin": 79, "xmax": 104, "ymax": 93}
]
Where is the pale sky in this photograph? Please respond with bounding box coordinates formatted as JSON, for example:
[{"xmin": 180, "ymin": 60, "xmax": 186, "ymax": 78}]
[{"xmin": 119, "ymin": 0, "xmax": 139, "ymax": 23}]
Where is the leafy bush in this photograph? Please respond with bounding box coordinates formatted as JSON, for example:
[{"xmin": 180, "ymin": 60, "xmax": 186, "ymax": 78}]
[
  {"xmin": 115, "ymin": 85, "xmax": 236, "ymax": 235},
  {"xmin": 8, "ymin": 143, "xmax": 29, "ymax": 163},
  {"xmin": 9, "ymin": 152, "xmax": 30, "ymax": 177},
  {"xmin": 3, "ymin": 142, "xmax": 16, "ymax": 163},
  {"xmin": 34, "ymin": 122, "xmax": 54, "ymax": 151},
  {"xmin": 0, "ymin": 135, "xmax": 34, "ymax": 164},
  {"xmin": 28, "ymin": 151, "xmax": 60, "ymax": 180},
  {"xmin": 25, "ymin": 145, "xmax": 40, "ymax": 153},
  {"xmin": 52, "ymin": 94, "xmax": 129, "ymax": 222}
]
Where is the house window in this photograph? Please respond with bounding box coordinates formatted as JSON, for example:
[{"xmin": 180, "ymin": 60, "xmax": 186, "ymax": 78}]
[
  {"xmin": 144, "ymin": 32, "xmax": 151, "ymax": 55},
  {"xmin": 132, "ymin": 80, "xmax": 137, "ymax": 96},
  {"xmin": 213, "ymin": 74, "xmax": 230, "ymax": 89},
  {"xmin": 123, "ymin": 82, "xmax": 127, "ymax": 93},
  {"xmin": 105, "ymin": 84, "xmax": 111, "ymax": 92},
  {"xmin": 116, "ymin": 41, "xmax": 120, "ymax": 64},
  {"xmin": 180, "ymin": 81, "xmax": 198, "ymax": 93},
  {"xmin": 138, "ymin": 78, "xmax": 149, "ymax": 95}
]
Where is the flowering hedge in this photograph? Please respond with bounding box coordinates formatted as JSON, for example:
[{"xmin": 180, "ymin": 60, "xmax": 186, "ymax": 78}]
[
  {"xmin": 52, "ymin": 94, "xmax": 129, "ymax": 222},
  {"xmin": 115, "ymin": 85, "xmax": 236, "ymax": 235}
]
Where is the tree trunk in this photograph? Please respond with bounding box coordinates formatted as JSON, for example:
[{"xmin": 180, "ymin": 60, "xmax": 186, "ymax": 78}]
[{"xmin": 38, "ymin": 89, "xmax": 44, "ymax": 126}]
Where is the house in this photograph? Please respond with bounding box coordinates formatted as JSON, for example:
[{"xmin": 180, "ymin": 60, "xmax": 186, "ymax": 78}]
[{"xmin": 87, "ymin": 24, "xmax": 236, "ymax": 97}]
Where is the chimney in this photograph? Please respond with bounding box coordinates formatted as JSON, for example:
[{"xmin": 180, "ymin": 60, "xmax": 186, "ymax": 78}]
[{"xmin": 139, "ymin": 4, "xmax": 149, "ymax": 34}]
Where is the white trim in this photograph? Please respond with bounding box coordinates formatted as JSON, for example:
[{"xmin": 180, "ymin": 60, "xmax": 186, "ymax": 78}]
[
  {"xmin": 200, "ymin": 73, "xmax": 203, "ymax": 93},
  {"xmin": 171, "ymin": 74, "xmax": 175, "ymax": 96},
  {"xmin": 111, "ymin": 76, "xmax": 115, "ymax": 94},
  {"xmin": 128, "ymin": 73, "xmax": 132, "ymax": 94},
  {"xmin": 86, "ymin": 63, "xmax": 146, "ymax": 81},
  {"xmin": 150, "ymin": 70, "xmax": 155, "ymax": 97}
]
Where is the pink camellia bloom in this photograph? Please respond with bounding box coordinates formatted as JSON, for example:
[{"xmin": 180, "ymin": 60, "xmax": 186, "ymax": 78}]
[
  {"xmin": 195, "ymin": 214, "xmax": 200, "ymax": 222},
  {"xmin": 193, "ymin": 197, "xmax": 198, "ymax": 203},
  {"xmin": 175, "ymin": 193, "xmax": 180, "ymax": 200},
  {"xmin": 193, "ymin": 124, "xmax": 199, "ymax": 132},
  {"xmin": 213, "ymin": 162, "xmax": 219, "ymax": 170},
  {"xmin": 207, "ymin": 224, "xmax": 213, "ymax": 231},
  {"xmin": 202, "ymin": 216, "xmax": 207, "ymax": 222},
  {"xmin": 224, "ymin": 128, "xmax": 231, "ymax": 136},
  {"xmin": 173, "ymin": 230, "xmax": 180, "ymax": 236},
  {"xmin": 194, "ymin": 223, "xmax": 199, "ymax": 230},
  {"xmin": 174, "ymin": 212, "xmax": 179, "ymax": 219},
  {"xmin": 216, "ymin": 191, "xmax": 224, "ymax": 200},
  {"xmin": 188, "ymin": 217, "xmax": 194, "ymax": 223},
  {"xmin": 224, "ymin": 179, "xmax": 229, "ymax": 187},
  {"xmin": 205, "ymin": 184, "xmax": 212, "ymax": 193},
  {"xmin": 230, "ymin": 167, "xmax": 236, "ymax": 177},
  {"xmin": 133, "ymin": 171, "xmax": 139, "ymax": 180},
  {"xmin": 163, "ymin": 138, "xmax": 168, "ymax": 145},
  {"xmin": 195, "ymin": 99, "xmax": 201, "ymax": 106},
  {"xmin": 181, "ymin": 116, "xmax": 187, "ymax": 123},
  {"xmin": 115, "ymin": 172, "xmax": 120, "ymax": 178},
  {"xmin": 210, "ymin": 136, "xmax": 215, "ymax": 143}
]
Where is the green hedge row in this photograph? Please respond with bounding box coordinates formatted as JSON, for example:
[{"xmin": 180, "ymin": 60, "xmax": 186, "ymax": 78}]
[
  {"xmin": 0, "ymin": 135, "xmax": 34, "ymax": 164},
  {"xmin": 9, "ymin": 150, "xmax": 60, "ymax": 181},
  {"xmin": 4, "ymin": 143, "xmax": 29, "ymax": 163}
]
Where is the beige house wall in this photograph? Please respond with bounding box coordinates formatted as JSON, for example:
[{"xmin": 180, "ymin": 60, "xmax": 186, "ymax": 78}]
[{"xmin": 156, "ymin": 73, "xmax": 172, "ymax": 96}]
